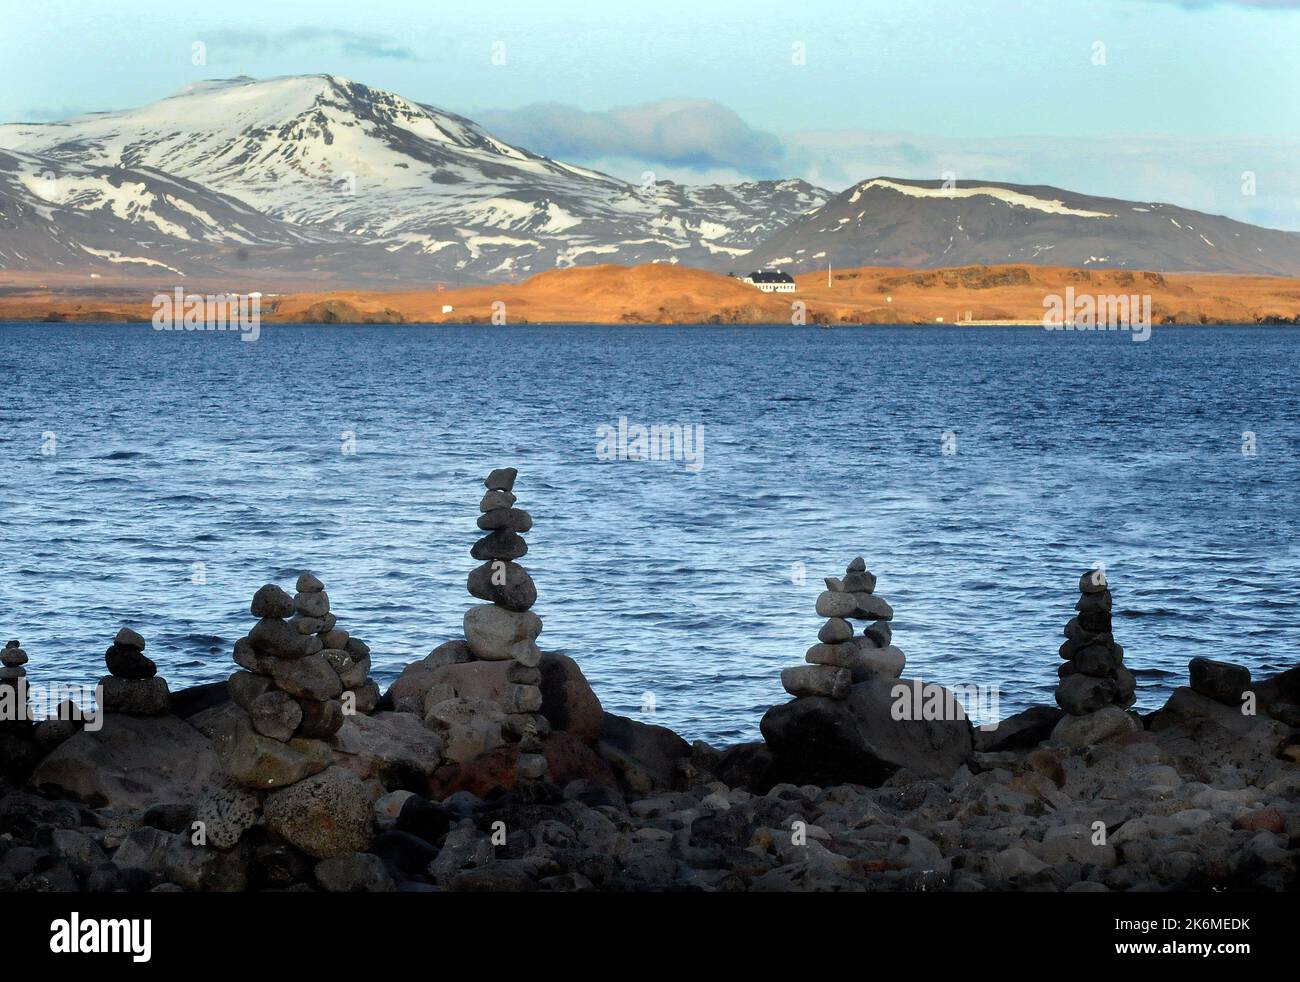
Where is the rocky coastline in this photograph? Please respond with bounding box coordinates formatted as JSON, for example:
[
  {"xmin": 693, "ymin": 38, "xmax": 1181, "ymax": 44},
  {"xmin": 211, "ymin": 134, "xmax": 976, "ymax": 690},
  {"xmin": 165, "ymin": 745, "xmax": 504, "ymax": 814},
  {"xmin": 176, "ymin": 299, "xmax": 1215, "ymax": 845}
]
[{"xmin": 1, "ymin": 470, "xmax": 1297, "ymax": 894}]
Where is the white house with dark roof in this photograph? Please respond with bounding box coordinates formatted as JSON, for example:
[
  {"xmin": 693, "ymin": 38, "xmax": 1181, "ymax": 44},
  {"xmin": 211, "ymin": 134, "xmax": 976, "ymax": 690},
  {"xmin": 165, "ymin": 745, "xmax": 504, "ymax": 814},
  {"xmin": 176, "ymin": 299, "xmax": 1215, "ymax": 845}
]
[{"xmin": 741, "ymin": 270, "xmax": 796, "ymax": 293}]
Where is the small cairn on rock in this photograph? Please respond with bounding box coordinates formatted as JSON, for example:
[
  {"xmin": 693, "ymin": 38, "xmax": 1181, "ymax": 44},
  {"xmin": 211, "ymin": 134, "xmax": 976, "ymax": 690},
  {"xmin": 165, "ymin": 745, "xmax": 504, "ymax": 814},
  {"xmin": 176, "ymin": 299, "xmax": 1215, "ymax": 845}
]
[
  {"xmin": 207, "ymin": 575, "xmax": 377, "ymax": 860},
  {"xmin": 1, "ymin": 640, "xmax": 82, "ymax": 764},
  {"xmin": 0, "ymin": 640, "xmax": 37, "ymax": 782},
  {"xmin": 99, "ymin": 628, "xmax": 170, "ymax": 716},
  {"xmin": 782, "ymin": 558, "xmax": 904, "ymax": 700},
  {"xmin": 1, "ymin": 639, "xmax": 33, "ymax": 729},
  {"xmin": 462, "ymin": 467, "xmax": 549, "ymax": 783},
  {"xmin": 1055, "ymin": 568, "xmax": 1136, "ymax": 717},
  {"xmin": 1, "ymin": 639, "xmax": 29, "ymax": 692}
]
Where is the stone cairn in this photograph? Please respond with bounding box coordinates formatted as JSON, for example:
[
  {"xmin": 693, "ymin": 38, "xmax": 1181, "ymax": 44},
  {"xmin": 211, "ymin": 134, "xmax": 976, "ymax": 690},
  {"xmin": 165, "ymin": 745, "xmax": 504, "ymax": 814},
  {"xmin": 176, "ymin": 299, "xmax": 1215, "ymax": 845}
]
[
  {"xmin": 1055, "ymin": 568, "xmax": 1135, "ymax": 715},
  {"xmin": 98, "ymin": 629, "xmax": 170, "ymax": 712},
  {"xmin": 1, "ymin": 640, "xmax": 83, "ymax": 762},
  {"xmin": 463, "ymin": 467, "xmax": 549, "ymax": 783},
  {"xmin": 224, "ymin": 574, "xmax": 378, "ymax": 772},
  {"xmin": 100, "ymin": 628, "xmax": 170, "ymax": 715},
  {"xmin": 205, "ymin": 575, "xmax": 379, "ymax": 859},
  {"xmin": 0, "ymin": 641, "xmax": 36, "ymax": 783},
  {"xmin": 782, "ymin": 558, "xmax": 904, "ymax": 700},
  {"xmin": 1, "ymin": 639, "xmax": 28, "ymax": 688},
  {"xmin": 1, "ymin": 640, "xmax": 31, "ymax": 725}
]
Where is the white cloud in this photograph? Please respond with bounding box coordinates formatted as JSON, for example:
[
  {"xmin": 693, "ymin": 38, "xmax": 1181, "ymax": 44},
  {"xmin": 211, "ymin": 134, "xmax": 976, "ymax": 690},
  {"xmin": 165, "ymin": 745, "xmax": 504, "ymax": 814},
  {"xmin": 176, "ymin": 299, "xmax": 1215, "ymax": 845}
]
[{"xmin": 476, "ymin": 99, "xmax": 785, "ymax": 177}]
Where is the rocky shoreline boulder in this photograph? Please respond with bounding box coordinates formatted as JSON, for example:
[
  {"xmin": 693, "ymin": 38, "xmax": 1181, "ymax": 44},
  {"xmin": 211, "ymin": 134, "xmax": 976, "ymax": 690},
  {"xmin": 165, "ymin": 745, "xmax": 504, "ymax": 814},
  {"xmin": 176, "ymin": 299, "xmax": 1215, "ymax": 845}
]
[
  {"xmin": 28, "ymin": 714, "xmax": 220, "ymax": 810},
  {"xmin": 762, "ymin": 675, "xmax": 974, "ymax": 786},
  {"xmin": 596, "ymin": 712, "xmax": 693, "ymax": 794}
]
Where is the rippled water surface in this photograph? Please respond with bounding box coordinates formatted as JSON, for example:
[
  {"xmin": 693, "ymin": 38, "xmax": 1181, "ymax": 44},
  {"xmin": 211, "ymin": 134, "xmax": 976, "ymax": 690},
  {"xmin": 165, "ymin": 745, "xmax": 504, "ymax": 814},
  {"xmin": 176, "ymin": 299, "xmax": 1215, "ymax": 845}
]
[{"xmin": 1, "ymin": 323, "xmax": 1297, "ymax": 743}]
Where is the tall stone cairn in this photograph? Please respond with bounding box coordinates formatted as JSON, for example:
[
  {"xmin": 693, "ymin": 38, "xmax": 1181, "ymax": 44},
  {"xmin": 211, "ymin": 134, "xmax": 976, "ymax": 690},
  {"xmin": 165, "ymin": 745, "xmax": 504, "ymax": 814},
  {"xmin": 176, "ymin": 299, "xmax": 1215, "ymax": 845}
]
[
  {"xmin": 782, "ymin": 558, "xmax": 906, "ymax": 700},
  {"xmin": 1056, "ymin": 568, "xmax": 1136, "ymax": 715},
  {"xmin": 463, "ymin": 467, "xmax": 549, "ymax": 782},
  {"xmin": 99, "ymin": 627, "xmax": 170, "ymax": 716}
]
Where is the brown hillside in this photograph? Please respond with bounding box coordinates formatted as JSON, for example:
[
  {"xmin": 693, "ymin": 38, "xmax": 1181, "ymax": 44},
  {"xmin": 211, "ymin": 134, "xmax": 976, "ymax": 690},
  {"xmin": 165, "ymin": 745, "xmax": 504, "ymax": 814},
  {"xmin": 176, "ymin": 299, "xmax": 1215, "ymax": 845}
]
[{"xmin": 1, "ymin": 263, "xmax": 1298, "ymax": 325}]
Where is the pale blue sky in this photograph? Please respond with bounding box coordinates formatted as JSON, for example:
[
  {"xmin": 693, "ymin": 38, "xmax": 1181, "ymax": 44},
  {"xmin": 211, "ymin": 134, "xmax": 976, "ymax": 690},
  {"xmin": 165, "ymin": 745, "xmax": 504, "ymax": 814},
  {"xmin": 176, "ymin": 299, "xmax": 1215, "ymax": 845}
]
[{"xmin": 2, "ymin": 0, "xmax": 1298, "ymax": 226}]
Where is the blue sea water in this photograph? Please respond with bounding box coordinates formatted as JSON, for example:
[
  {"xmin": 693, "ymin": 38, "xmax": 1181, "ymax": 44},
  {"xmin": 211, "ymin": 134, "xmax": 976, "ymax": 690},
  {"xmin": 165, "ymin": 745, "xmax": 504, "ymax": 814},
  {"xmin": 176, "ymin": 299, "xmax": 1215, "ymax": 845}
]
[{"xmin": 0, "ymin": 323, "xmax": 1297, "ymax": 744}]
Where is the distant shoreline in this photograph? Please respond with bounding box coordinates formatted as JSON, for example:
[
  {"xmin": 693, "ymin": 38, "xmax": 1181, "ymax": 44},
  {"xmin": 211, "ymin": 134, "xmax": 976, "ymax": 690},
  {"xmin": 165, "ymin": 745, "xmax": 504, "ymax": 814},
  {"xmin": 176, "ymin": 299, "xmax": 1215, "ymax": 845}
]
[
  {"xmin": 3, "ymin": 319, "xmax": 1296, "ymax": 329},
  {"xmin": 1, "ymin": 262, "xmax": 1297, "ymax": 327}
]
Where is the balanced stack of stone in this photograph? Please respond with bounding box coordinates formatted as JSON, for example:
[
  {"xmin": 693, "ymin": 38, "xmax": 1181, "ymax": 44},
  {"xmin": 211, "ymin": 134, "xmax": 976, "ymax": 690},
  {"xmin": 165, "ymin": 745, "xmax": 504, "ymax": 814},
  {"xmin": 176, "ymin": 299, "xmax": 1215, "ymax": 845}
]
[
  {"xmin": 1056, "ymin": 568, "xmax": 1136, "ymax": 715},
  {"xmin": 99, "ymin": 628, "xmax": 170, "ymax": 715},
  {"xmin": 226, "ymin": 575, "xmax": 377, "ymax": 764},
  {"xmin": 463, "ymin": 467, "xmax": 549, "ymax": 782},
  {"xmin": 783, "ymin": 558, "xmax": 904, "ymax": 700},
  {"xmin": 288, "ymin": 573, "xmax": 380, "ymax": 717},
  {"xmin": 1, "ymin": 640, "xmax": 27, "ymax": 690},
  {"xmin": 209, "ymin": 575, "xmax": 376, "ymax": 861},
  {"xmin": 1, "ymin": 640, "xmax": 82, "ymax": 759},
  {"xmin": 1, "ymin": 640, "xmax": 32, "ymax": 724}
]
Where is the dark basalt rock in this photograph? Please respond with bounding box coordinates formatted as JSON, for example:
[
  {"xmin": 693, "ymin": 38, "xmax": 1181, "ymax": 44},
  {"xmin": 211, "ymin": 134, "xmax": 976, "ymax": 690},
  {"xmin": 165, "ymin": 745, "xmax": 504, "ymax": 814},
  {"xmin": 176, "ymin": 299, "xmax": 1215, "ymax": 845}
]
[
  {"xmin": 973, "ymin": 705, "xmax": 1065, "ymax": 752},
  {"xmin": 249, "ymin": 617, "xmax": 323, "ymax": 661},
  {"xmin": 1055, "ymin": 674, "xmax": 1119, "ymax": 715},
  {"xmin": 470, "ymin": 529, "xmax": 528, "ymax": 561},
  {"xmin": 467, "ymin": 559, "xmax": 537, "ymax": 612},
  {"xmin": 1189, "ymin": 657, "xmax": 1251, "ymax": 707},
  {"xmin": 169, "ymin": 680, "xmax": 230, "ymax": 719},
  {"xmin": 394, "ymin": 795, "xmax": 453, "ymax": 847},
  {"xmin": 1071, "ymin": 642, "xmax": 1124, "ymax": 677},
  {"xmin": 596, "ymin": 712, "xmax": 692, "ymax": 794},
  {"xmin": 250, "ymin": 584, "xmax": 295, "ymax": 619},
  {"xmin": 295, "ymin": 698, "xmax": 343, "ymax": 739},
  {"xmin": 1076, "ymin": 609, "xmax": 1112, "ymax": 634},
  {"xmin": 864, "ymin": 620, "xmax": 892, "ymax": 648},
  {"xmin": 710, "ymin": 741, "xmax": 775, "ymax": 792},
  {"xmin": 104, "ymin": 643, "xmax": 157, "ymax": 680},
  {"xmin": 761, "ymin": 676, "xmax": 973, "ymax": 787},
  {"xmin": 485, "ymin": 467, "xmax": 518, "ymax": 491},
  {"xmin": 370, "ymin": 830, "xmax": 440, "ymax": 878},
  {"xmin": 477, "ymin": 508, "xmax": 533, "ymax": 533},
  {"xmin": 538, "ymin": 651, "xmax": 603, "ymax": 745}
]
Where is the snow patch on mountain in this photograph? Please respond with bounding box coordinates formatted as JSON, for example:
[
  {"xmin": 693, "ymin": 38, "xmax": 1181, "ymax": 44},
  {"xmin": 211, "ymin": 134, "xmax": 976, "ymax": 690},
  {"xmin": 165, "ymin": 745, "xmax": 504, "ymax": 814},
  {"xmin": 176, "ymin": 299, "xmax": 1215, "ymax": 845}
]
[
  {"xmin": 849, "ymin": 178, "xmax": 1114, "ymax": 218},
  {"xmin": 80, "ymin": 246, "xmax": 186, "ymax": 275}
]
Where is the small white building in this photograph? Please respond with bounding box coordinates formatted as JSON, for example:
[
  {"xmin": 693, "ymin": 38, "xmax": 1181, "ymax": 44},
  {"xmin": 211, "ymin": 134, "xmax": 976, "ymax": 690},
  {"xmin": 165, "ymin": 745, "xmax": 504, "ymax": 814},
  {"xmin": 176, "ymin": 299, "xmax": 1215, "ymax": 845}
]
[{"xmin": 741, "ymin": 270, "xmax": 796, "ymax": 293}]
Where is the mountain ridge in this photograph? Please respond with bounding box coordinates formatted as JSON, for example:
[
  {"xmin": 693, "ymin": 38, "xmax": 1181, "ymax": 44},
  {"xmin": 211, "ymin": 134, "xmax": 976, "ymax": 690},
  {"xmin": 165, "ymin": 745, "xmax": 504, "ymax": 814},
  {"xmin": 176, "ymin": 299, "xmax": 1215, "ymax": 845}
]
[
  {"xmin": 0, "ymin": 74, "xmax": 828, "ymax": 284},
  {"xmin": 749, "ymin": 176, "xmax": 1300, "ymax": 277},
  {"xmin": 1, "ymin": 75, "xmax": 1298, "ymax": 284}
]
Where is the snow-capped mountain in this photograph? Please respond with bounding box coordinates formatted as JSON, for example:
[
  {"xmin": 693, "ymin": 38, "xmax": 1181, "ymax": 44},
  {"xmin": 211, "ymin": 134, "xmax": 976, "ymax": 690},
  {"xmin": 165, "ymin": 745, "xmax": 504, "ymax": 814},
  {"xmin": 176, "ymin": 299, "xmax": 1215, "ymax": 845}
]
[
  {"xmin": 0, "ymin": 146, "xmax": 339, "ymax": 278},
  {"xmin": 0, "ymin": 75, "xmax": 827, "ymax": 282},
  {"xmin": 0, "ymin": 145, "xmax": 481, "ymax": 282},
  {"xmin": 3, "ymin": 79, "xmax": 1297, "ymax": 285},
  {"xmin": 745, "ymin": 177, "xmax": 1300, "ymax": 277}
]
